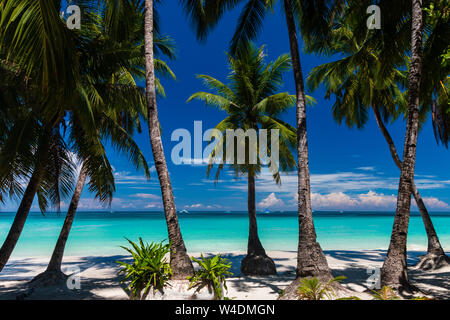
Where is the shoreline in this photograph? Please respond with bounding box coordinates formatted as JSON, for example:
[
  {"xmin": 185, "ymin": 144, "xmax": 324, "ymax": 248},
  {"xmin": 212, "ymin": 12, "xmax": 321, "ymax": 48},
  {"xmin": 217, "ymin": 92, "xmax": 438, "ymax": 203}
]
[{"xmin": 1, "ymin": 250, "xmax": 449, "ymax": 300}]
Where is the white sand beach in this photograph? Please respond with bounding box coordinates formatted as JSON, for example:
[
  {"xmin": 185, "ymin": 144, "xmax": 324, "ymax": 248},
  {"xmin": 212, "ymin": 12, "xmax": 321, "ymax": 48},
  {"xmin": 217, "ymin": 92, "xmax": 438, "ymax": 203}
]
[{"xmin": 0, "ymin": 250, "xmax": 448, "ymax": 300}]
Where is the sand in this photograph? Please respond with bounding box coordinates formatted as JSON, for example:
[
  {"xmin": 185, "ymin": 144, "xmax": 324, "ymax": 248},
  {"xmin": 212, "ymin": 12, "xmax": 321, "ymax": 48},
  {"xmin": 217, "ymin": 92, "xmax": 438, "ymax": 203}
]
[{"xmin": 0, "ymin": 250, "xmax": 448, "ymax": 300}]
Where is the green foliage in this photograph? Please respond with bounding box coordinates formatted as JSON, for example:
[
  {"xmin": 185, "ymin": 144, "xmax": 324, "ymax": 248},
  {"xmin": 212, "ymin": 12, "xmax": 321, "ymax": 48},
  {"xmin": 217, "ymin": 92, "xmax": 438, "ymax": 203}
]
[
  {"xmin": 297, "ymin": 276, "xmax": 346, "ymax": 300},
  {"xmin": 337, "ymin": 296, "xmax": 361, "ymax": 300},
  {"xmin": 187, "ymin": 43, "xmax": 300, "ymax": 184},
  {"xmin": 410, "ymin": 296, "xmax": 433, "ymax": 300},
  {"xmin": 117, "ymin": 238, "xmax": 172, "ymax": 300},
  {"xmin": 188, "ymin": 254, "xmax": 233, "ymax": 300},
  {"xmin": 370, "ymin": 286, "xmax": 400, "ymax": 300}
]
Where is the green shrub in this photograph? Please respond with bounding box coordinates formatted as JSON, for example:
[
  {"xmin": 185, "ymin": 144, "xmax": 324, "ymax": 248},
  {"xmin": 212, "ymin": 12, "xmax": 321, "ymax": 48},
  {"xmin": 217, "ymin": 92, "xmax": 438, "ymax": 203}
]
[
  {"xmin": 410, "ymin": 296, "xmax": 433, "ymax": 300},
  {"xmin": 337, "ymin": 296, "xmax": 361, "ymax": 300},
  {"xmin": 188, "ymin": 254, "xmax": 233, "ymax": 300},
  {"xmin": 297, "ymin": 276, "xmax": 346, "ymax": 300},
  {"xmin": 117, "ymin": 238, "xmax": 172, "ymax": 300},
  {"xmin": 370, "ymin": 286, "xmax": 400, "ymax": 300}
]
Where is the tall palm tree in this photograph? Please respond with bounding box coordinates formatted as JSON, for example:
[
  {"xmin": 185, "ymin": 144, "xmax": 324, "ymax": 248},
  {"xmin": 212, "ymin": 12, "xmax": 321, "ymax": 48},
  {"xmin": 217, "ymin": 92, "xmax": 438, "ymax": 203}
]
[
  {"xmin": 182, "ymin": 0, "xmax": 347, "ymax": 292},
  {"xmin": 144, "ymin": 0, "xmax": 194, "ymax": 278},
  {"xmin": 0, "ymin": 0, "xmax": 136, "ymax": 272},
  {"xmin": 307, "ymin": 19, "xmax": 449, "ymax": 270},
  {"xmin": 31, "ymin": 3, "xmax": 180, "ymax": 283},
  {"xmin": 381, "ymin": 0, "xmax": 425, "ymax": 291},
  {"xmin": 188, "ymin": 44, "xmax": 298, "ymax": 275},
  {"xmin": 0, "ymin": 115, "xmax": 77, "ymax": 272},
  {"xmin": 23, "ymin": 1, "xmax": 176, "ymax": 284},
  {"xmin": 0, "ymin": 0, "xmax": 193, "ymax": 278},
  {"xmin": 0, "ymin": 0, "xmax": 97, "ymax": 272}
]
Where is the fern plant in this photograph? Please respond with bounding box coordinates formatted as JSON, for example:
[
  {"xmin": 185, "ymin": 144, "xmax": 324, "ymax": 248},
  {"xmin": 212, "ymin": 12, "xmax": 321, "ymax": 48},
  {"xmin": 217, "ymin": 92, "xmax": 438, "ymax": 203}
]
[
  {"xmin": 370, "ymin": 286, "xmax": 400, "ymax": 300},
  {"xmin": 297, "ymin": 276, "xmax": 346, "ymax": 300},
  {"xmin": 188, "ymin": 254, "xmax": 233, "ymax": 300},
  {"xmin": 117, "ymin": 238, "xmax": 172, "ymax": 300}
]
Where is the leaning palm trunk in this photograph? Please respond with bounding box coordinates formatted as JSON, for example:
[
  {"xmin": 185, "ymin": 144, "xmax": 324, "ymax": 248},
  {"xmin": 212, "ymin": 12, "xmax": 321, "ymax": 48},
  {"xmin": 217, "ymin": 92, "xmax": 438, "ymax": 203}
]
[
  {"xmin": 0, "ymin": 165, "xmax": 45, "ymax": 272},
  {"xmin": 372, "ymin": 106, "xmax": 449, "ymax": 270},
  {"xmin": 280, "ymin": 0, "xmax": 332, "ymax": 299},
  {"xmin": 144, "ymin": 0, "xmax": 193, "ymax": 279},
  {"xmin": 381, "ymin": 0, "xmax": 424, "ymax": 291},
  {"xmin": 30, "ymin": 163, "xmax": 88, "ymax": 286},
  {"xmin": 241, "ymin": 174, "xmax": 276, "ymax": 275},
  {"xmin": 0, "ymin": 135, "xmax": 50, "ymax": 273}
]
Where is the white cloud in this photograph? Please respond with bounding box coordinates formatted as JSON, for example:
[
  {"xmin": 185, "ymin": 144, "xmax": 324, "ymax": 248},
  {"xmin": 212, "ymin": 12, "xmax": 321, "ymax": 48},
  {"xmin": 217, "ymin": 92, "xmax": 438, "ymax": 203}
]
[
  {"xmin": 224, "ymin": 168, "xmax": 450, "ymax": 196},
  {"xmin": 145, "ymin": 203, "xmax": 162, "ymax": 209},
  {"xmin": 356, "ymin": 166, "xmax": 376, "ymax": 171},
  {"xmin": 310, "ymin": 192, "xmax": 359, "ymax": 209},
  {"xmin": 113, "ymin": 171, "xmax": 150, "ymax": 185},
  {"xmin": 258, "ymin": 193, "xmax": 284, "ymax": 208},
  {"xmin": 422, "ymin": 197, "xmax": 449, "ymax": 209},
  {"xmin": 178, "ymin": 157, "xmax": 209, "ymax": 166},
  {"xmin": 133, "ymin": 193, "xmax": 160, "ymax": 200},
  {"xmin": 184, "ymin": 203, "xmax": 222, "ymax": 210},
  {"xmin": 291, "ymin": 190, "xmax": 448, "ymax": 210},
  {"xmin": 357, "ymin": 191, "xmax": 397, "ymax": 208}
]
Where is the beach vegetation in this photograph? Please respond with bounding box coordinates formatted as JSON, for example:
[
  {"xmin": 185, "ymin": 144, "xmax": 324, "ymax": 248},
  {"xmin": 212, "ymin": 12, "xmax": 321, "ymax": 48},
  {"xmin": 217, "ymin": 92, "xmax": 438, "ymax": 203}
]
[
  {"xmin": 117, "ymin": 238, "xmax": 172, "ymax": 300},
  {"xmin": 337, "ymin": 296, "xmax": 361, "ymax": 300},
  {"xmin": 370, "ymin": 286, "xmax": 400, "ymax": 300},
  {"xmin": 297, "ymin": 276, "xmax": 346, "ymax": 300},
  {"xmin": 188, "ymin": 254, "xmax": 233, "ymax": 300}
]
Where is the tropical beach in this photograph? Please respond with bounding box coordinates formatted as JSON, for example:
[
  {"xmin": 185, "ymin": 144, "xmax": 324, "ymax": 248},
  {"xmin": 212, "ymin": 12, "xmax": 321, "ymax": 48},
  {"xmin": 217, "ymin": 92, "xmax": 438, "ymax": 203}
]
[
  {"xmin": 0, "ymin": 0, "xmax": 449, "ymax": 304},
  {"xmin": 1, "ymin": 211, "xmax": 449, "ymax": 300},
  {"xmin": 1, "ymin": 250, "xmax": 449, "ymax": 300}
]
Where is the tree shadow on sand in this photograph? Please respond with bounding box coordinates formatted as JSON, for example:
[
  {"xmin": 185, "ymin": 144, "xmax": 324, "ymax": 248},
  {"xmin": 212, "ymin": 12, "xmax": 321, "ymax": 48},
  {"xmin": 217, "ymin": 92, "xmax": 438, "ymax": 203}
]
[
  {"xmin": 0, "ymin": 255, "xmax": 131, "ymax": 300},
  {"xmin": 0, "ymin": 251, "xmax": 447, "ymax": 300}
]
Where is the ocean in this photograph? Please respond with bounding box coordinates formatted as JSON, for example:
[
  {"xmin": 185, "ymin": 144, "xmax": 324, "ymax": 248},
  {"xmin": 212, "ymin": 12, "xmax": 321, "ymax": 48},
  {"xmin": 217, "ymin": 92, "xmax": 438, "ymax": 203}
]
[{"xmin": 0, "ymin": 211, "xmax": 449, "ymax": 258}]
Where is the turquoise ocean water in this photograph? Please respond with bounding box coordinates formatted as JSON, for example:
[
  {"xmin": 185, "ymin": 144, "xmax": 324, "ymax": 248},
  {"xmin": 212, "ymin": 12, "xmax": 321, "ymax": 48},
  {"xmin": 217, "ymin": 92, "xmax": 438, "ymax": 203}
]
[{"xmin": 0, "ymin": 211, "xmax": 449, "ymax": 258}]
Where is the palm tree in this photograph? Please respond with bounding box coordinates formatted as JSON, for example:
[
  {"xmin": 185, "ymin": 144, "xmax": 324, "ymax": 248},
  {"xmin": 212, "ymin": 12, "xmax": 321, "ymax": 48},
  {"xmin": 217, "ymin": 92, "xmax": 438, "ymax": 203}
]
[
  {"xmin": 29, "ymin": 2, "xmax": 174, "ymax": 284},
  {"xmin": 0, "ymin": 116, "xmax": 77, "ymax": 272},
  {"xmin": 381, "ymin": 0, "xmax": 425, "ymax": 291},
  {"xmin": 0, "ymin": 0, "xmax": 140, "ymax": 272},
  {"xmin": 144, "ymin": 0, "xmax": 194, "ymax": 278},
  {"xmin": 188, "ymin": 44, "xmax": 298, "ymax": 275},
  {"xmin": 307, "ymin": 19, "xmax": 449, "ymax": 270},
  {"xmin": 0, "ymin": 0, "xmax": 193, "ymax": 278},
  {"xmin": 182, "ymin": 0, "xmax": 347, "ymax": 292}
]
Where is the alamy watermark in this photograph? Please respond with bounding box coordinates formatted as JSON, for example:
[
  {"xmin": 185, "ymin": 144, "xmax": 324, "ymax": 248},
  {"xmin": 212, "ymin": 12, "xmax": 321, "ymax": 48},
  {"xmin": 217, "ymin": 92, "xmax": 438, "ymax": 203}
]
[
  {"xmin": 367, "ymin": 5, "xmax": 381, "ymax": 30},
  {"xmin": 62, "ymin": 5, "xmax": 81, "ymax": 30},
  {"xmin": 65, "ymin": 266, "xmax": 81, "ymax": 290},
  {"xmin": 171, "ymin": 121, "xmax": 280, "ymax": 171},
  {"xmin": 366, "ymin": 266, "xmax": 381, "ymax": 289}
]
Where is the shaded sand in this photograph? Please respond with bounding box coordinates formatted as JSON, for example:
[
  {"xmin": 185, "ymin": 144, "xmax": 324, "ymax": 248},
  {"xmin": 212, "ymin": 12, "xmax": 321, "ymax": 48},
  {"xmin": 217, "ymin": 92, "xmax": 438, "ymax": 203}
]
[{"xmin": 0, "ymin": 250, "xmax": 448, "ymax": 300}]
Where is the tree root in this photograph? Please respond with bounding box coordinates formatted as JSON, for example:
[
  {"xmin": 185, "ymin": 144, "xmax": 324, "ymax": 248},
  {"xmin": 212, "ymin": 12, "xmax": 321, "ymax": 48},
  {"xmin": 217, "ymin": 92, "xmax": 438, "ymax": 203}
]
[
  {"xmin": 413, "ymin": 252, "xmax": 450, "ymax": 271},
  {"xmin": 240, "ymin": 253, "xmax": 277, "ymax": 276},
  {"xmin": 28, "ymin": 270, "xmax": 69, "ymax": 288}
]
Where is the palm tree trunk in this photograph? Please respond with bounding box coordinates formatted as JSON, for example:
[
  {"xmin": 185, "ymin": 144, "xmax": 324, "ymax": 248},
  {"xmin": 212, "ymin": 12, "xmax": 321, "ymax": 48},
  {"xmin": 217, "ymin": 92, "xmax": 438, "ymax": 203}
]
[
  {"xmin": 144, "ymin": 0, "xmax": 193, "ymax": 279},
  {"xmin": 47, "ymin": 163, "xmax": 87, "ymax": 272},
  {"xmin": 372, "ymin": 105, "xmax": 449, "ymax": 270},
  {"xmin": 241, "ymin": 173, "xmax": 276, "ymax": 275},
  {"xmin": 247, "ymin": 174, "xmax": 264, "ymax": 255},
  {"xmin": 29, "ymin": 163, "xmax": 88, "ymax": 287},
  {"xmin": 381, "ymin": 0, "xmax": 424, "ymax": 291},
  {"xmin": 283, "ymin": 0, "xmax": 331, "ymax": 280},
  {"xmin": 0, "ymin": 147, "xmax": 48, "ymax": 272}
]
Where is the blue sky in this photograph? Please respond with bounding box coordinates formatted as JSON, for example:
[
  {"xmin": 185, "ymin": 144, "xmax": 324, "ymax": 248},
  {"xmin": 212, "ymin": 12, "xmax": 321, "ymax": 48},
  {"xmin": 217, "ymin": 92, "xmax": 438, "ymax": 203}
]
[{"xmin": 3, "ymin": 2, "xmax": 450, "ymax": 212}]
